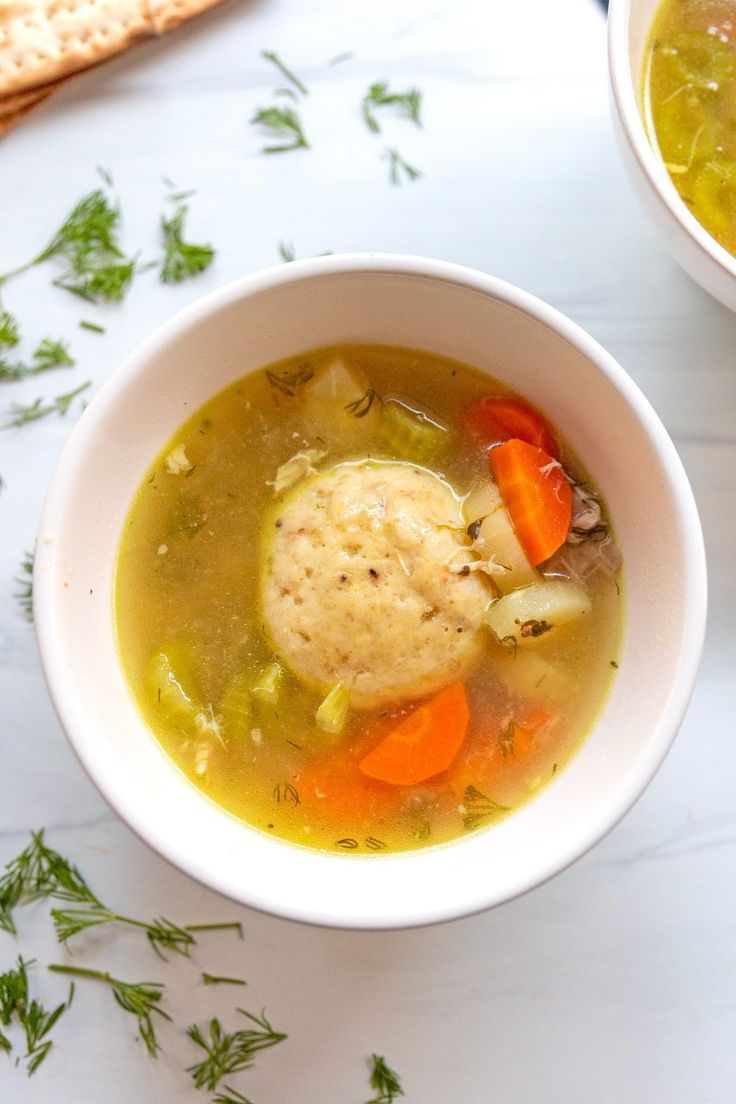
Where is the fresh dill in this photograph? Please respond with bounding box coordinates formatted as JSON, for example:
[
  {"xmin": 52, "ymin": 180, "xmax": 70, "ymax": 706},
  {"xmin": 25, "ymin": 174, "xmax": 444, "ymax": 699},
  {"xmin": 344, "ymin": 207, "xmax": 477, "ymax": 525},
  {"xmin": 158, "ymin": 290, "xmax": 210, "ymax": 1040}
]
[
  {"xmin": 48, "ymin": 965, "xmax": 169, "ymax": 1059},
  {"xmin": 0, "ymin": 309, "xmax": 20, "ymax": 348},
  {"xmin": 159, "ymin": 205, "xmax": 215, "ymax": 284},
  {"xmin": 0, "ymin": 957, "xmax": 72, "ymax": 1075},
  {"xmin": 0, "ymin": 190, "xmax": 137, "ymax": 303},
  {"xmin": 186, "ymin": 1008, "xmax": 287, "ymax": 1092},
  {"xmin": 261, "ymin": 50, "xmax": 309, "ymax": 96},
  {"xmin": 0, "ymin": 338, "xmax": 74, "ymax": 382},
  {"xmin": 462, "ymin": 785, "xmax": 510, "ymax": 831},
  {"xmin": 0, "ymin": 829, "xmax": 238, "ymax": 959},
  {"xmin": 367, "ymin": 1053, "xmax": 405, "ymax": 1103},
  {"xmin": 79, "ymin": 319, "xmax": 105, "ymax": 334},
  {"xmin": 345, "ymin": 389, "xmax": 378, "ymax": 418},
  {"xmin": 251, "ymin": 105, "xmax": 310, "ymax": 153},
  {"xmin": 14, "ymin": 551, "xmax": 33, "ymax": 621},
  {"xmin": 1, "ymin": 380, "xmax": 90, "ymax": 429},
  {"xmin": 265, "ymin": 364, "xmax": 314, "ymax": 396},
  {"xmin": 202, "ymin": 974, "xmax": 247, "ymax": 987},
  {"xmin": 383, "ymin": 147, "xmax": 422, "ymax": 186},
  {"xmin": 278, "ymin": 240, "xmax": 296, "ymax": 263},
  {"xmin": 212, "ymin": 1089, "xmax": 255, "ymax": 1104},
  {"xmin": 497, "ymin": 719, "xmax": 516, "ymax": 759},
  {"xmin": 362, "ymin": 82, "xmax": 422, "ymax": 133}
]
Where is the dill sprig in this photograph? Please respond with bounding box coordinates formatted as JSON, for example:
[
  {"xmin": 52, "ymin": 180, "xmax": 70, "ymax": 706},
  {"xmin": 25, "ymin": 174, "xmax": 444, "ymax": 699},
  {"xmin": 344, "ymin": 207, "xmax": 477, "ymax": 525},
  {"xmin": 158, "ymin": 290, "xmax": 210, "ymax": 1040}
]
[
  {"xmin": 0, "ymin": 309, "xmax": 20, "ymax": 348},
  {"xmin": 186, "ymin": 1008, "xmax": 287, "ymax": 1092},
  {"xmin": 0, "ymin": 339, "xmax": 75, "ymax": 382},
  {"xmin": 0, "ymin": 830, "xmax": 238, "ymax": 959},
  {"xmin": 1, "ymin": 380, "xmax": 90, "ymax": 429},
  {"xmin": 79, "ymin": 319, "xmax": 105, "ymax": 334},
  {"xmin": 362, "ymin": 82, "xmax": 422, "ymax": 133},
  {"xmin": 251, "ymin": 105, "xmax": 310, "ymax": 153},
  {"xmin": 0, "ymin": 189, "xmax": 137, "ymax": 303},
  {"xmin": 367, "ymin": 1053, "xmax": 405, "ymax": 1103},
  {"xmin": 0, "ymin": 957, "xmax": 72, "ymax": 1075},
  {"xmin": 212, "ymin": 1088, "xmax": 254, "ymax": 1104},
  {"xmin": 278, "ymin": 240, "xmax": 296, "ymax": 263},
  {"xmin": 262, "ymin": 50, "xmax": 308, "ymax": 96},
  {"xmin": 461, "ymin": 784, "xmax": 510, "ymax": 830},
  {"xmin": 14, "ymin": 551, "xmax": 33, "ymax": 621},
  {"xmin": 48, "ymin": 965, "xmax": 169, "ymax": 1059},
  {"xmin": 202, "ymin": 973, "xmax": 247, "ymax": 987},
  {"xmin": 383, "ymin": 147, "xmax": 422, "ymax": 186},
  {"xmin": 159, "ymin": 205, "xmax": 215, "ymax": 284}
]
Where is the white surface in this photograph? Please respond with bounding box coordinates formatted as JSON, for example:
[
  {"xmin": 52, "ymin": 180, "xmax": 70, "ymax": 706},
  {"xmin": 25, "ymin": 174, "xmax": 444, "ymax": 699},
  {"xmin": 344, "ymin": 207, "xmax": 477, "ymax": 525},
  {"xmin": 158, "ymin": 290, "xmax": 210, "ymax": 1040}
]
[
  {"xmin": 609, "ymin": 0, "xmax": 736, "ymax": 311},
  {"xmin": 0, "ymin": 0, "xmax": 731, "ymax": 1100},
  {"xmin": 33, "ymin": 255, "xmax": 706, "ymax": 929}
]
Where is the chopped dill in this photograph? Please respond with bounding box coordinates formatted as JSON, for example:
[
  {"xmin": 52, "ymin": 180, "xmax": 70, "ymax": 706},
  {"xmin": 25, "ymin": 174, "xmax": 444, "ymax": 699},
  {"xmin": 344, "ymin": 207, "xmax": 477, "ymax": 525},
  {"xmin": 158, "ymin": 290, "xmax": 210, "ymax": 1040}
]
[
  {"xmin": 273, "ymin": 783, "xmax": 300, "ymax": 805},
  {"xmin": 202, "ymin": 974, "xmax": 247, "ymax": 987},
  {"xmin": 462, "ymin": 785, "xmax": 510, "ymax": 831},
  {"xmin": 79, "ymin": 320, "xmax": 105, "ymax": 334},
  {"xmin": 1, "ymin": 380, "xmax": 90, "ymax": 429},
  {"xmin": 14, "ymin": 551, "xmax": 33, "ymax": 621},
  {"xmin": 0, "ymin": 957, "xmax": 72, "ymax": 1075},
  {"xmin": 499, "ymin": 634, "xmax": 518, "ymax": 657},
  {"xmin": 212, "ymin": 1088, "xmax": 255, "ymax": 1104},
  {"xmin": 266, "ymin": 364, "xmax": 314, "ymax": 396},
  {"xmin": 0, "ymin": 829, "xmax": 238, "ymax": 958},
  {"xmin": 365, "ymin": 837, "xmax": 386, "ymax": 851},
  {"xmin": 0, "ymin": 188, "xmax": 138, "ymax": 302},
  {"xmin": 278, "ymin": 240, "xmax": 296, "ymax": 263},
  {"xmin": 362, "ymin": 82, "xmax": 422, "ymax": 133},
  {"xmin": 383, "ymin": 147, "xmax": 422, "ymax": 186},
  {"xmin": 519, "ymin": 619, "xmax": 552, "ymax": 639},
  {"xmin": 96, "ymin": 165, "xmax": 114, "ymax": 187},
  {"xmin": 367, "ymin": 1053, "xmax": 405, "ymax": 1103},
  {"xmin": 0, "ymin": 338, "xmax": 74, "ymax": 382},
  {"xmin": 261, "ymin": 50, "xmax": 309, "ymax": 96},
  {"xmin": 497, "ymin": 719, "xmax": 516, "ymax": 759},
  {"xmin": 251, "ymin": 105, "xmax": 310, "ymax": 153},
  {"xmin": 345, "ymin": 388, "xmax": 378, "ymax": 418},
  {"xmin": 186, "ymin": 1008, "xmax": 286, "ymax": 1092},
  {"xmin": 336, "ymin": 838, "xmax": 359, "ymax": 850},
  {"xmin": 48, "ymin": 965, "xmax": 170, "ymax": 1059},
  {"xmin": 0, "ymin": 309, "xmax": 20, "ymax": 348},
  {"xmin": 160, "ymin": 205, "xmax": 215, "ymax": 284}
]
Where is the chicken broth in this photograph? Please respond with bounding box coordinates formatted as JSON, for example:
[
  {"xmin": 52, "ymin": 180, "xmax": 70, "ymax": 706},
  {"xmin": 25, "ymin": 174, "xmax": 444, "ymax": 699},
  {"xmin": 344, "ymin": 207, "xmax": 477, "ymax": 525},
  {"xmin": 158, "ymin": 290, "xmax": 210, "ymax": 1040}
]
[
  {"xmin": 115, "ymin": 344, "xmax": 623, "ymax": 854},
  {"xmin": 645, "ymin": 0, "xmax": 736, "ymax": 254}
]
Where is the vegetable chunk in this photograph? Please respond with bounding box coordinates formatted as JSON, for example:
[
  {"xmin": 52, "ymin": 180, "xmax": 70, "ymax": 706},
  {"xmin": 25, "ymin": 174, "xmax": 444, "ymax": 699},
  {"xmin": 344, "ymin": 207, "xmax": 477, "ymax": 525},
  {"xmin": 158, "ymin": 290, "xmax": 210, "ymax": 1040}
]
[
  {"xmin": 359, "ymin": 682, "xmax": 470, "ymax": 785},
  {"xmin": 491, "ymin": 439, "xmax": 572, "ymax": 565}
]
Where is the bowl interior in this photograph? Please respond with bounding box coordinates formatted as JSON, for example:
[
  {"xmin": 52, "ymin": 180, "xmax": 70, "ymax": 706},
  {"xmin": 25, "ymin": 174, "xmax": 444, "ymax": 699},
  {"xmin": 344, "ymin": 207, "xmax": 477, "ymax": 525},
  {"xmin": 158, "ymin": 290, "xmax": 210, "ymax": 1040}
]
[{"xmin": 34, "ymin": 258, "xmax": 706, "ymax": 928}]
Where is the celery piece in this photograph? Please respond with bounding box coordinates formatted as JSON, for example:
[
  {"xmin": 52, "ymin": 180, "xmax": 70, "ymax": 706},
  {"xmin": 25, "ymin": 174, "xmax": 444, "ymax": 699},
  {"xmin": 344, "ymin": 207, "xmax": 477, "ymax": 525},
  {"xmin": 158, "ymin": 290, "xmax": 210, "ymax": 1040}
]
[
  {"xmin": 218, "ymin": 672, "xmax": 252, "ymax": 738},
  {"xmin": 315, "ymin": 683, "xmax": 350, "ymax": 735},
  {"xmin": 147, "ymin": 647, "xmax": 200, "ymax": 725},
  {"xmin": 251, "ymin": 662, "xmax": 283, "ymax": 704},
  {"xmin": 380, "ymin": 398, "xmax": 449, "ymax": 462}
]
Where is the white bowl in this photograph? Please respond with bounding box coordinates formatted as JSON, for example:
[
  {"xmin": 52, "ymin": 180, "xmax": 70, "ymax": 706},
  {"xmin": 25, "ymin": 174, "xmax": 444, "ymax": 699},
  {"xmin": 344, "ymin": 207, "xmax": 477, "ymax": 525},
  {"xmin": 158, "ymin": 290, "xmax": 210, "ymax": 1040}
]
[
  {"xmin": 609, "ymin": 0, "xmax": 736, "ymax": 310},
  {"xmin": 34, "ymin": 255, "xmax": 707, "ymax": 930}
]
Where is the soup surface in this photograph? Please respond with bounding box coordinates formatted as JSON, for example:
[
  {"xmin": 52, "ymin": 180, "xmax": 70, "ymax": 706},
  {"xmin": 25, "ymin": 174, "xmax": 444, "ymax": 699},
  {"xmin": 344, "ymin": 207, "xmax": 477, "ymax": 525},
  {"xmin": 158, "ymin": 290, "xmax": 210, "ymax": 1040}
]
[
  {"xmin": 115, "ymin": 344, "xmax": 623, "ymax": 854},
  {"xmin": 645, "ymin": 0, "xmax": 736, "ymax": 253}
]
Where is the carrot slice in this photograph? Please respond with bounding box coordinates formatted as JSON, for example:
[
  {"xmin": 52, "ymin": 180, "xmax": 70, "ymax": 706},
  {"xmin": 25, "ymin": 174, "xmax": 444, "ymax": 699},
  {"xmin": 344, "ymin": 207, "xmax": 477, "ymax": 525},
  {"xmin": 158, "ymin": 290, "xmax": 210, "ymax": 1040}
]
[
  {"xmin": 465, "ymin": 396, "xmax": 559, "ymax": 458},
  {"xmin": 359, "ymin": 682, "xmax": 470, "ymax": 786},
  {"xmin": 297, "ymin": 739, "xmax": 399, "ymax": 820},
  {"xmin": 490, "ymin": 438, "xmax": 572, "ymax": 565}
]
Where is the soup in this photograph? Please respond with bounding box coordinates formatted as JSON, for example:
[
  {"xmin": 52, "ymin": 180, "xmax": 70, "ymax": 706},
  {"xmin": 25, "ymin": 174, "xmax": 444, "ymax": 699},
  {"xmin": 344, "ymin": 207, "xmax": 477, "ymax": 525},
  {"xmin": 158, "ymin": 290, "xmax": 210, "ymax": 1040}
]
[
  {"xmin": 115, "ymin": 344, "xmax": 623, "ymax": 854},
  {"xmin": 645, "ymin": 0, "xmax": 736, "ymax": 253}
]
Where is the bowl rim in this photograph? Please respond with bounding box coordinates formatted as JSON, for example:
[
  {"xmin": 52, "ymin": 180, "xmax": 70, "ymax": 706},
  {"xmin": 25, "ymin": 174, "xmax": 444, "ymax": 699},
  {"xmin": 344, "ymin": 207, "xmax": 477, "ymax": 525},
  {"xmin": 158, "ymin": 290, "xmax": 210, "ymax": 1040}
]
[
  {"xmin": 608, "ymin": 0, "xmax": 736, "ymax": 283},
  {"xmin": 33, "ymin": 253, "xmax": 708, "ymax": 928}
]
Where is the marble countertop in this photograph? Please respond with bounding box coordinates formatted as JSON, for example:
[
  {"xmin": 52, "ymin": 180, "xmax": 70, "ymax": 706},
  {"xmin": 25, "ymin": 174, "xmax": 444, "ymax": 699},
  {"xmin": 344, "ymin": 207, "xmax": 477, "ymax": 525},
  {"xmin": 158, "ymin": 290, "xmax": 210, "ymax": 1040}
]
[{"xmin": 1, "ymin": 0, "xmax": 733, "ymax": 1100}]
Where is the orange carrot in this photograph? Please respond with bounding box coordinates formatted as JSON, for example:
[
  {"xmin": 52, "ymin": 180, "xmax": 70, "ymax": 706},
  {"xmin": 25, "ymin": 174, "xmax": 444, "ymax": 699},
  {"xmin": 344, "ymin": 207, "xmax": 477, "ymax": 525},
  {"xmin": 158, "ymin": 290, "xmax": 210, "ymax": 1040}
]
[
  {"xmin": 448, "ymin": 707, "xmax": 554, "ymax": 797},
  {"xmin": 297, "ymin": 740, "xmax": 399, "ymax": 820},
  {"xmin": 490, "ymin": 438, "xmax": 572, "ymax": 565},
  {"xmin": 465, "ymin": 396, "xmax": 559, "ymax": 458},
  {"xmin": 359, "ymin": 682, "xmax": 470, "ymax": 786}
]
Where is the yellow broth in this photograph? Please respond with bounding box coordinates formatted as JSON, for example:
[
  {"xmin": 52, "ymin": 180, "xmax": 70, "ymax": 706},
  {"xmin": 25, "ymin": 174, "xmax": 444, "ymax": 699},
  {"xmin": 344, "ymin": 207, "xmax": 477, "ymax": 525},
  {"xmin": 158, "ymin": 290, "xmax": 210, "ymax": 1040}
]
[
  {"xmin": 115, "ymin": 344, "xmax": 623, "ymax": 854},
  {"xmin": 645, "ymin": 1, "xmax": 736, "ymax": 253}
]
